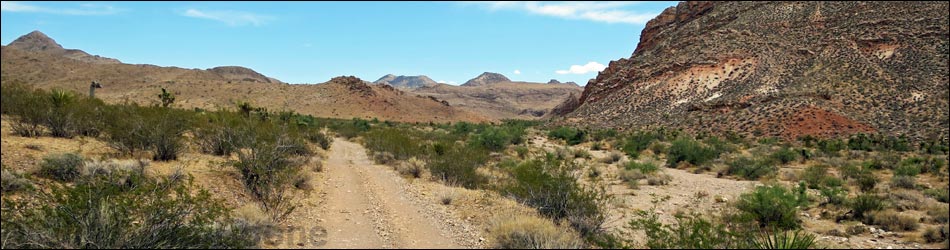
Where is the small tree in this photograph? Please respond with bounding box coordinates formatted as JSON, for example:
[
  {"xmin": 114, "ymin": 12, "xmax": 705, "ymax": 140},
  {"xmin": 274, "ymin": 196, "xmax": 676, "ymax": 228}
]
[{"xmin": 158, "ymin": 88, "xmax": 176, "ymax": 108}]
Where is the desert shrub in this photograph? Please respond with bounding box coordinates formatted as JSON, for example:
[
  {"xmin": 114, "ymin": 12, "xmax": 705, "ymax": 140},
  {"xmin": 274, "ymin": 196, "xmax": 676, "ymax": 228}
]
[
  {"xmin": 924, "ymin": 188, "xmax": 949, "ymax": 203},
  {"xmin": 514, "ymin": 146, "xmax": 530, "ymax": 159},
  {"xmin": 893, "ymin": 164, "xmax": 920, "ymax": 177},
  {"xmin": 619, "ymin": 166, "xmax": 645, "ymax": 182},
  {"xmin": 848, "ymin": 133, "xmax": 874, "ymax": 151},
  {"xmin": 801, "ymin": 165, "xmax": 843, "ymax": 189},
  {"xmin": 548, "ymin": 127, "xmax": 586, "ymax": 146},
  {"xmin": 193, "ymin": 114, "xmax": 241, "ymax": 156},
  {"xmin": 667, "ymin": 137, "xmax": 719, "ymax": 167},
  {"xmin": 428, "ymin": 144, "xmax": 488, "ymax": 189},
  {"xmin": 307, "ymin": 130, "xmax": 333, "ymax": 150},
  {"xmin": 489, "ymin": 214, "xmax": 585, "ymax": 249},
  {"xmin": 770, "ymin": 147, "xmax": 798, "ymax": 164},
  {"xmin": 397, "ymin": 157, "xmax": 425, "ymax": 178},
  {"xmin": 855, "ymin": 171, "xmax": 879, "ymax": 192},
  {"xmin": 704, "ymin": 136, "xmax": 737, "ymax": 156},
  {"xmin": 922, "ymin": 225, "xmax": 949, "ymax": 244},
  {"xmin": 1, "ymin": 168, "xmax": 31, "ymax": 193},
  {"xmin": 627, "ymin": 210, "xmax": 737, "ymax": 249},
  {"xmin": 102, "ymin": 106, "xmax": 189, "ymax": 161},
  {"xmin": 817, "ymin": 139, "xmax": 846, "ymax": 156},
  {"xmin": 624, "ymin": 160, "xmax": 658, "ymax": 173},
  {"xmin": 43, "ymin": 89, "xmax": 79, "ymax": 138},
  {"xmin": 621, "ymin": 131, "xmax": 658, "ymax": 159},
  {"xmin": 818, "ymin": 186, "xmax": 847, "ymax": 206},
  {"xmin": 7, "ymin": 87, "xmax": 49, "ymax": 137},
  {"xmin": 363, "ymin": 128, "xmax": 423, "ymax": 161},
  {"xmin": 590, "ymin": 129, "xmax": 618, "ymax": 142},
  {"xmin": 0, "ymin": 170, "xmax": 257, "ymax": 248},
  {"xmin": 473, "ymin": 126, "xmax": 515, "ymax": 151},
  {"xmin": 590, "ymin": 141, "xmax": 604, "ymax": 151},
  {"xmin": 725, "ymin": 156, "xmax": 776, "ymax": 180},
  {"xmin": 926, "ymin": 204, "xmax": 949, "ymax": 224},
  {"xmin": 627, "ymin": 207, "xmax": 818, "ymax": 249},
  {"xmin": 373, "ymin": 152, "xmax": 396, "ymax": 165},
  {"xmin": 501, "ymin": 155, "xmax": 608, "ymax": 237},
  {"xmin": 849, "ymin": 193, "xmax": 884, "ymax": 219},
  {"xmin": 735, "ymin": 185, "xmax": 803, "ymax": 230},
  {"xmin": 890, "ymin": 175, "xmax": 916, "ymax": 189},
  {"xmin": 38, "ymin": 153, "xmax": 84, "ymax": 182},
  {"xmin": 600, "ymin": 152, "xmax": 623, "ymax": 164},
  {"xmin": 232, "ymin": 130, "xmax": 308, "ymax": 222},
  {"xmin": 865, "ymin": 210, "xmax": 919, "ymax": 232},
  {"xmin": 646, "ymin": 173, "xmax": 672, "ymax": 186},
  {"xmin": 573, "ymin": 149, "xmax": 592, "ymax": 159}
]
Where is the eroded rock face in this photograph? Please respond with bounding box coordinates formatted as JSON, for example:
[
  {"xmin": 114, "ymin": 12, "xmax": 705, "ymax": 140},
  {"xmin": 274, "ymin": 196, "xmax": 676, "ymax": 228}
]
[{"xmin": 559, "ymin": 1, "xmax": 949, "ymax": 141}]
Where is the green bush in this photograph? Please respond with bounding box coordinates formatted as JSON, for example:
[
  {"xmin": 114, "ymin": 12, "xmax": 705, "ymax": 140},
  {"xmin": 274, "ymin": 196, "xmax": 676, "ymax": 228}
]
[
  {"xmin": 890, "ymin": 175, "xmax": 916, "ymax": 189},
  {"xmin": 0, "ymin": 169, "xmax": 257, "ymax": 248},
  {"xmin": 819, "ymin": 186, "xmax": 848, "ymax": 206},
  {"xmin": 501, "ymin": 155, "xmax": 608, "ymax": 237},
  {"xmin": 39, "ymin": 153, "xmax": 85, "ymax": 182},
  {"xmin": 628, "ymin": 210, "xmax": 737, "ymax": 249},
  {"xmin": 770, "ymin": 147, "xmax": 798, "ymax": 164},
  {"xmin": 725, "ymin": 156, "xmax": 777, "ymax": 180},
  {"xmin": 621, "ymin": 131, "xmax": 658, "ymax": 159},
  {"xmin": 735, "ymin": 185, "xmax": 803, "ymax": 230},
  {"xmin": 865, "ymin": 210, "xmax": 919, "ymax": 232},
  {"xmin": 849, "ymin": 193, "xmax": 884, "ymax": 219},
  {"xmin": 548, "ymin": 127, "xmax": 586, "ymax": 146},
  {"xmin": 231, "ymin": 124, "xmax": 310, "ymax": 222},
  {"xmin": 667, "ymin": 137, "xmax": 719, "ymax": 167},
  {"xmin": 473, "ymin": 126, "xmax": 515, "ymax": 151},
  {"xmin": 624, "ymin": 161, "xmax": 659, "ymax": 174},
  {"xmin": 363, "ymin": 128, "xmax": 423, "ymax": 160},
  {"xmin": 428, "ymin": 144, "xmax": 488, "ymax": 189},
  {"xmin": 817, "ymin": 139, "xmax": 846, "ymax": 156},
  {"xmin": 924, "ymin": 188, "xmax": 949, "ymax": 203},
  {"xmin": 307, "ymin": 129, "xmax": 333, "ymax": 150}
]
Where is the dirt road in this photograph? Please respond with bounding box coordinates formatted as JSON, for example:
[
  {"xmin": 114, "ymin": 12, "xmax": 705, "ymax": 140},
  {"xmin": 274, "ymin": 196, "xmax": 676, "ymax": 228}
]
[{"xmin": 313, "ymin": 139, "xmax": 467, "ymax": 249}]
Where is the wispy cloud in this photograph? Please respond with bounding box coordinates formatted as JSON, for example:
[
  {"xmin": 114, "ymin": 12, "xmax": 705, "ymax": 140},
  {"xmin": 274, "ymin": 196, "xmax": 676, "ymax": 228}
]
[
  {"xmin": 513, "ymin": 69, "xmax": 521, "ymax": 75},
  {"xmin": 181, "ymin": 8, "xmax": 272, "ymax": 27},
  {"xmin": 465, "ymin": 1, "xmax": 657, "ymax": 25},
  {"xmin": 556, "ymin": 61, "xmax": 606, "ymax": 75},
  {"xmin": 1, "ymin": 1, "xmax": 123, "ymax": 15}
]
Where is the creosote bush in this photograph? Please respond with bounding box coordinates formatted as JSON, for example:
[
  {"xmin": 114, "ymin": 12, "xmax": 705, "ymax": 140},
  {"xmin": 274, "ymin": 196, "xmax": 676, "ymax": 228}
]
[
  {"xmin": 38, "ymin": 153, "xmax": 84, "ymax": 182},
  {"xmin": 0, "ymin": 169, "xmax": 257, "ymax": 248}
]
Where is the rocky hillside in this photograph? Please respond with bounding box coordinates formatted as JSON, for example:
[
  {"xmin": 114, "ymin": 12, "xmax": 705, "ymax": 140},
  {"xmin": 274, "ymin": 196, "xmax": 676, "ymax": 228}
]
[
  {"xmin": 208, "ymin": 66, "xmax": 283, "ymax": 84},
  {"xmin": 373, "ymin": 74, "xmax": 438, "ymax": 89},
  {"xmin": 556, "ymin": 1, "xmax": 949, "ymax": 141},
  {"xmin": 413, "ymin": 81, "xmax": 582, "ymax": 120},
  {"xmin": 461, "ymin": 72, "xmax": 510, "ymax": 87},
  {"xmin": 0, "ymin": 31, "xmax": 489, "ymax": 123},
  {"xmin": 7, "ymin": 30, "xmax": 120, "ymax": 64},
  {"xmin": 547, "ymin": 79, "xmax": 580, "ymax": 87}
]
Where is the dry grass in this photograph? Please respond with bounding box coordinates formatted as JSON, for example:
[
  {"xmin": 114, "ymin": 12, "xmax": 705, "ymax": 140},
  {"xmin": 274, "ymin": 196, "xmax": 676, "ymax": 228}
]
[
  {"xmin": 488, "ymin": 213, "xmax": 585, "ymax": 249},
  {"xmin": 865, "ymin": 210, "xmax": 920, "ymax": 232},
  {"xmin": 647, "ymin": 173, "xmax": 673, "ymax": 186}
]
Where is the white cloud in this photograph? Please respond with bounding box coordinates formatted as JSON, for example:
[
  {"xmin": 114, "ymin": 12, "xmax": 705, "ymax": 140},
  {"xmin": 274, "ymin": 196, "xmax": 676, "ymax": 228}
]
[
  {"xmin": 513, "ymin": 69, "xmax": 521, "ymax": 75},
  {"xmin": 437, "ymin": 80, "xmax": 458, "ymax": 85},
  {"xmin": 181, "ymin": 8, "xmax": 272, "ymax": 27},
  {"xmin": 555, "ymin": 61, "xmax": 606, "ymax": 75},
  {"xmin": 1, "ymin": 1, "xmax": 123, "ymax": 15},
  {"xmin": 466, "ymin": 1, "xmax": 657, "ymax": 25}
]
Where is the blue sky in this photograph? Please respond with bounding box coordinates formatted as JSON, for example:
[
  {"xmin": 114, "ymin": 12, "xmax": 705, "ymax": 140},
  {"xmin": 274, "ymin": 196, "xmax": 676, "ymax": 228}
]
[{"xmin": 1, "ymin": 1, "xmax": 677, "ymax": 85}]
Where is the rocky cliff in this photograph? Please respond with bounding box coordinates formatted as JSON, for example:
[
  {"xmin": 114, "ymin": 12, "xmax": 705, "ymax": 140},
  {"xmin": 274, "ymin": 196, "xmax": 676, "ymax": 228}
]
[{"xmin": 558, "ymin": 1, "xmax": 948, "ymax": 141}]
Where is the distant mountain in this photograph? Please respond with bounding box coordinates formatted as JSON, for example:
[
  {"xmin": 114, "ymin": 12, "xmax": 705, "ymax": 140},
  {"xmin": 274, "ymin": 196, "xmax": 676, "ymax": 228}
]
[
  {"xmin": 547, "ymin": 79, "xmax": 579, "ymax": 86},
  {"xmin": 6, "ymin": 30, "xmax": 120, "ymax": 64},
  {"xmin": 209, "ymin": 66, "xmax": 283, "ymax": 84},
  {"xmin": 1, "ymin": 31, "xmax": 490, "ymax": 123},
  {"xmin": 412, "ymin": 79, "xmax": 582, "ymax": 120},
  {"xmin": 373, "ymin": 74, "xmax": 438, "ymax": 89},
  {"xmin": 461, "ymin": 72, "xmax": 510, "ymax": 87}
]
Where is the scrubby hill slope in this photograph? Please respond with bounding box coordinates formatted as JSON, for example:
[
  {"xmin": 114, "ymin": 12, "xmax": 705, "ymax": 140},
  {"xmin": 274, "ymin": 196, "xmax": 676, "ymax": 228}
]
[{"xmin": 556, "ymin": 1, "xmax": 949, "ymax": 141}]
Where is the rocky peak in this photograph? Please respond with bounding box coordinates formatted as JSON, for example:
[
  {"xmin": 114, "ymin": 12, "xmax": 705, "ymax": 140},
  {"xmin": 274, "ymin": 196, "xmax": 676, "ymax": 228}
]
[
  {"xmin": 373, "ymin": 74, "xmax": 438, "ymax": 89},
  {"xmin": 462, "ymin": 72, "xmax": 510, "ymax": 87},
  {"xmin": 6, "ymin": 30, "xmax": 120, "ymax": 64},
  {"xmin": 208, "ymin": 66, "xmax": 278, "ymax": 83},
  {"xmin": 7, "ymin": 30, "xmax": 65, "ymax": 53}
]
